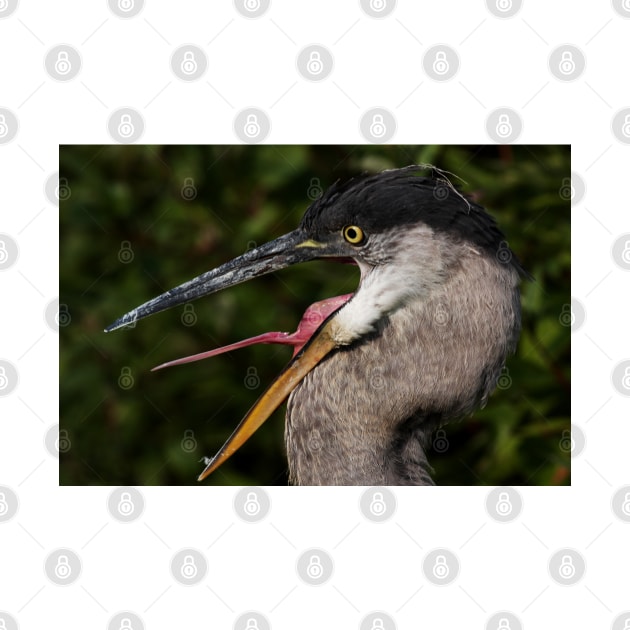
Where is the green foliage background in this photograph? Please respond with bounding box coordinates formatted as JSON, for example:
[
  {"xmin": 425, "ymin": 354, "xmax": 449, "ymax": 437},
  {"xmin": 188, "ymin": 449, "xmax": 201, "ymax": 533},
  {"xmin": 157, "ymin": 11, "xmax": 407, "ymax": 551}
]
[{"xmin": 60, "ymin": 145, "xmax": 570, "ymax": 486}]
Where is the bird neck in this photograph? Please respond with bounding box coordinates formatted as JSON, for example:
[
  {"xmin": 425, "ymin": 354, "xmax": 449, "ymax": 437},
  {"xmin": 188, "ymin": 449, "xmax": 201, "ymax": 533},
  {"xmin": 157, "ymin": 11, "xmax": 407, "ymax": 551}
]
[
  {"xmin": 285, "ymin": 250, "xmax": 521, "ymax": 486},
  {"xmin": 285, "ymin": 385, "xmax": 436, "ymax": 485}
]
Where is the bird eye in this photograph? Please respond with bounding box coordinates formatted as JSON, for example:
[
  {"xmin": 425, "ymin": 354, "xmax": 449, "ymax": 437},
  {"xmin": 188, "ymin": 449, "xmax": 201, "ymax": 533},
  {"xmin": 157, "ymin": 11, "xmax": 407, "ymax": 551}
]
[{"xmin": 342, "ymin": 225, "xmax": 365, "ymax": 245}]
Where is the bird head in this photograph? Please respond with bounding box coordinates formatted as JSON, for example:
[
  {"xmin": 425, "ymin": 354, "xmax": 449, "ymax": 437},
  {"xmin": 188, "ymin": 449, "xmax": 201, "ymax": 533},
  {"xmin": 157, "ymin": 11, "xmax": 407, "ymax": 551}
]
[{"xmin": 105, "ymin": 165, "xmax": 525, "ymax": 480}]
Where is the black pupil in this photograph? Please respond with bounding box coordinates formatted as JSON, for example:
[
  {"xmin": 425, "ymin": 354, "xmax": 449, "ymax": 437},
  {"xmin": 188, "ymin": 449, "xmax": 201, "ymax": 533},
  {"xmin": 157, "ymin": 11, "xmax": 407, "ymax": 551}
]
[{"xmin": 347, "ymin": 228, "xmax": 358, "ymax": 240}]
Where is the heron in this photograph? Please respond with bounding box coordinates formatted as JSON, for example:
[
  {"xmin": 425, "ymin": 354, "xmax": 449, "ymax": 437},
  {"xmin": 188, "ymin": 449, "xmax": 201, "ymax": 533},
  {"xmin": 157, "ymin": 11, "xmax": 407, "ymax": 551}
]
[{"xmin": 106, "ymin": 165, "xmax": 527, "ymax": 485}]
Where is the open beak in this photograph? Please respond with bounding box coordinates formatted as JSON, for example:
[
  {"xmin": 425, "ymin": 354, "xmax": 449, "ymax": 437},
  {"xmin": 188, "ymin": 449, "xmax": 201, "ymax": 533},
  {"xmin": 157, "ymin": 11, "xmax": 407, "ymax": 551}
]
[
  {"xmin": 105, "ymin": 229, "xmax": 342, "ymax": 332},
  {"xmin": 105, "ymin": 229, "xmax": 353, "ymax": 481},
  {"xmin": 196, "ymin": 316, "xmax": 339, "ymax": 481}
]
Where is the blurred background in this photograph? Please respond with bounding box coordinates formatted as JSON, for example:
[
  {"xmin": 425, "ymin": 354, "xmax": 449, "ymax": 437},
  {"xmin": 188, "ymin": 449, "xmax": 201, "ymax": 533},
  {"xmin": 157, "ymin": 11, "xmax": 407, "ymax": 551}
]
[{"xmin": 60, "ymin": 145, "xmax": 570, "ymax": 486}]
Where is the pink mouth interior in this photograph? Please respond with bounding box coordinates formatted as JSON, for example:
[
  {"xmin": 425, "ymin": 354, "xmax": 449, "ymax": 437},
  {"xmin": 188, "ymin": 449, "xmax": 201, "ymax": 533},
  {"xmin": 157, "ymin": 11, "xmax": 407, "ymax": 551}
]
[{"xmin": 151, "ymin": 293, "xmax": 353, "ymax": 372}]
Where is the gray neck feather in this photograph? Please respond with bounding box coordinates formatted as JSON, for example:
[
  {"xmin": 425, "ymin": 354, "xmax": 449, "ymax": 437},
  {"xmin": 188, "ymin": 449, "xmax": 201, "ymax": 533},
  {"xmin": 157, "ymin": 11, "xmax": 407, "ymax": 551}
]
[{"xmin": 285, "ymin": 245, "xmax": 522, "ymax": 486}]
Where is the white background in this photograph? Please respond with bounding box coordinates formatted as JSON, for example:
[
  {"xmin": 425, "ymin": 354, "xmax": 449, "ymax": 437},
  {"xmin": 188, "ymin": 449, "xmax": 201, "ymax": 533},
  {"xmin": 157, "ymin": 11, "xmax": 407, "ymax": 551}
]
[{"xmin": 1, "ymin": 1, "xmax": 629, "ymax": 629}]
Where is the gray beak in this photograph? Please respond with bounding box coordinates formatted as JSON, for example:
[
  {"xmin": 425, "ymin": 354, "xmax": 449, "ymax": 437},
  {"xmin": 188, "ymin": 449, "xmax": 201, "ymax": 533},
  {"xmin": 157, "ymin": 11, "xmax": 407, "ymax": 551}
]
[{"xmin": 105, "ymin": 229, "xmax": 335, "ymax": 333}]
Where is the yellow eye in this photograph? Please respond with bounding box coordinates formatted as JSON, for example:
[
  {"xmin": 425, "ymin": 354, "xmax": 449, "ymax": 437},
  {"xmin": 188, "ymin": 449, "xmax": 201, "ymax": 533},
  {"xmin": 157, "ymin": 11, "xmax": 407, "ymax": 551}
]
[{"xmin": 343, "ymin": 225, "xmax": 365, "ymax": 245}]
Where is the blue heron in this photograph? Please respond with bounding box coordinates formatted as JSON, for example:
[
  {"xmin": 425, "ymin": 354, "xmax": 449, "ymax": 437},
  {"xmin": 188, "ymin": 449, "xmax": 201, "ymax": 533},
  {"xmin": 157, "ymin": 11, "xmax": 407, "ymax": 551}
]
[{"xmin": 106, "ymin": 166, "xmax": 526, "ymax": 485}]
